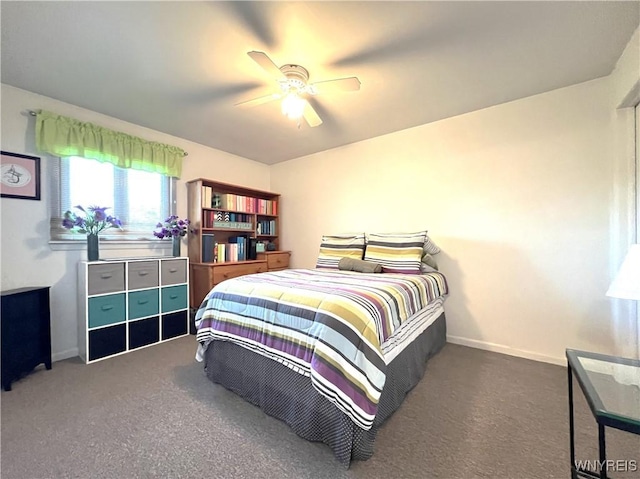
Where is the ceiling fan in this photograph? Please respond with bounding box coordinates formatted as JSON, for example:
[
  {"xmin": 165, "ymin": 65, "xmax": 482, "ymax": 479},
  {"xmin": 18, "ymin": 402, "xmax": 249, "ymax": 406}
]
[{"xmin": 236, "ymin": 51, "xmax": 361, "ymax": 127}]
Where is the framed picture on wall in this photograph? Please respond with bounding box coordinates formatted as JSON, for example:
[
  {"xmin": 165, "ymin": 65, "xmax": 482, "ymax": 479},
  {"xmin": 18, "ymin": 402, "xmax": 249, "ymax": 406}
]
[{"xmin": 0, "ymin": 151, "xmax": 41, "ymax": 201}]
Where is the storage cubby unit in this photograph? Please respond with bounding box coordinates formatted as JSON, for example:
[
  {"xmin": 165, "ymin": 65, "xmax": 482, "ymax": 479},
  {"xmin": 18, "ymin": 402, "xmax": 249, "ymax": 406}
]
[
  {"xmin": 187, "ymin": 179, "xmax": 290, "ymax": 308},
  {"xmin": 78, "ymin": 257, "xmax": 189, "ymax": 363}
]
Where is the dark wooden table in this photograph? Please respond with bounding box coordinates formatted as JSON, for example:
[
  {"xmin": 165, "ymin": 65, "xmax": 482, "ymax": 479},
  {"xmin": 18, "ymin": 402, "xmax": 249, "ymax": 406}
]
[{"xmin": 1, "ymin": 286, "xmax": 52, "ymax": 391}]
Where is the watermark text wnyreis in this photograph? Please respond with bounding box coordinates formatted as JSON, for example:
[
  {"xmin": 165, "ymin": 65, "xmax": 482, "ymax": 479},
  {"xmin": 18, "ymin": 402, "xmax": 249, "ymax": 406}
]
[{"xmin": 575, "ymin": 459, "xmax": 637, "ymax": 473}]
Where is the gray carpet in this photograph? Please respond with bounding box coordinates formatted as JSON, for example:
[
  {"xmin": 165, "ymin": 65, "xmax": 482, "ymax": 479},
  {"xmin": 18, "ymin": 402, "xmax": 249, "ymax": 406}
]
[{"xmin": 1, "ymin": 336, "xmax": 639, "ymax": 479}]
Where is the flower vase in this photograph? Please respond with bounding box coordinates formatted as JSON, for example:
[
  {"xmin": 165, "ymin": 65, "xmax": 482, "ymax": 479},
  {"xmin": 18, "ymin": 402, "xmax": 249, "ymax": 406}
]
[
  {"xmin": 87, "ymin": 233, "xmax": 99, "ymax": 261},
  {"xmin": 172, "ymin": 236, "xmax": 181, "ymax": 257}
]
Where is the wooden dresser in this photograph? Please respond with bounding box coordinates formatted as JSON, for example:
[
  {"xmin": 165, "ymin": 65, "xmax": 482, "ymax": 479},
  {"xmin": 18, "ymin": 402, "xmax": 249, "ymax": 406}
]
[{"xmin": 190, "ymin": 260, "xmax": 267, "ymax": 308}]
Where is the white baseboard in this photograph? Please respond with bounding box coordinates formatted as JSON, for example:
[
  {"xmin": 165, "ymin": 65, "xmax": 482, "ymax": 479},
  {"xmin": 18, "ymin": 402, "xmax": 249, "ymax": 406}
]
[
  {"xmin": 446, "ymin": 335, "xmax": 566, "ymax": 366},
  {"xmin": 54, "ymin": 339, "xmax": 563, "ymax": 366},
  {"xmin": 52, "ymin": 348, "xmax": 78, "ymax": 362}
]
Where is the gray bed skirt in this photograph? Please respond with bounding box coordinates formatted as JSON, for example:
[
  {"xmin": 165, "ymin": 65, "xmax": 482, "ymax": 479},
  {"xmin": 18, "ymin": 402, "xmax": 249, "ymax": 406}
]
[{"xmin": 204, "ymin": 311, "xmax": 447, "ymax": 467}]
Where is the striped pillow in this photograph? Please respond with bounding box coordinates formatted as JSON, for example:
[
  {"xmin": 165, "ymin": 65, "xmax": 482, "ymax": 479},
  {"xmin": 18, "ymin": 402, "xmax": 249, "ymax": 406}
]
[
  {"xmin": 420, "ymin": 253, "xmax": 438, "ymax": 273},
  {"xmin": 316, "ymin": 234, "xmax": 366, "ymax": 270},
  {"xmin": 364, "ymin": 231, "xmax": 427, "ymax": 274},
  {"xmin": 423, "ymin": 235, "xmax": 441, "ymax": 255}
]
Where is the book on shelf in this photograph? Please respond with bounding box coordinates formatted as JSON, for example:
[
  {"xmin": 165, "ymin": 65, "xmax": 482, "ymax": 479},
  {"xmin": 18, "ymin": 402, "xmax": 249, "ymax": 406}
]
[
  {"xmin": 228, "ymin": 236, "xmax": 243, "ymax": 262},
  {"xmin": 207, "ymin": 236, "xmax": 256, "ymax": 263},
  {"xmin": 201, "ymin": 185, "xmax": 212, "ymax": 208},
  {"xmin": 201, "ymin": 234, "xmax": 215, "ymax": 263},
  {"xmin": 205, "ymin": 186, "xmax": 278, "ymax": 213},
  {"xmin": 215, "ymin": 243, "xmax": 225, "ymax": 263},
  {"xmin": 214, "ymin": 192, "xmax": 277, "ymax": 215},
  {"xmin": 256, "ymin": 219, "xmax": 277, "ymax": 236},
  {"xmin": 248, "ymin": 238, "xmax": 258, "ymax": 260}
]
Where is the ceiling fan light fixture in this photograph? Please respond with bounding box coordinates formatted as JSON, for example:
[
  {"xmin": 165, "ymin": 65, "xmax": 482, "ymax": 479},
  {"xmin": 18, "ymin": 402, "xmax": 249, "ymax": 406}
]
[
  {"xmin": 241, "ymin": 51, "xmax": 360, "ymax": 128},
  {"xmin": 281, "ymin": 92, "xmax": 306, "ymax": 120}
]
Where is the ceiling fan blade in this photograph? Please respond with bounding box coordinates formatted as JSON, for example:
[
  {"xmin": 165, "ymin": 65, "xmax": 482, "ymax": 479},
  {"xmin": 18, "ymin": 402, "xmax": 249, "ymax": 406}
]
[
  {"xmin": 309, "ymin": 77, "xmax": 361, "ymax": 95},
  {"xmin": 303, "ymin": 100, "xmax": 323, "ymax": 127},
  {"xmin": 247, "ymin": 51, "xmax": 286, "ymax": 81},
  {"xmin": 177, "ymin": 81, "xmax": 264, "ymax": 104},
  {"xmin": 235, "ymin": 92, "xmax": 282, "ymax": 108},
  {"xmin": 222, "ymin": 3, "xmax": 276, "ymax": 48}
]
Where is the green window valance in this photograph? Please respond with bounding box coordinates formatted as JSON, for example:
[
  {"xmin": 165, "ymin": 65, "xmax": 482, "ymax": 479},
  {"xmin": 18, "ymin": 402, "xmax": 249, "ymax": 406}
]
[{"xmin": 35, "ymin": 110, "xmax": 185, "ymax": 178}]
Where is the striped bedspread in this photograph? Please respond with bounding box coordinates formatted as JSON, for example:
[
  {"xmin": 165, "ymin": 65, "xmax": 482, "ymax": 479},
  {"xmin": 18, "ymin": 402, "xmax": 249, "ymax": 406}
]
[{"xmin": 195, "ymin": 268, "xmax": 448, "ymax": 430}]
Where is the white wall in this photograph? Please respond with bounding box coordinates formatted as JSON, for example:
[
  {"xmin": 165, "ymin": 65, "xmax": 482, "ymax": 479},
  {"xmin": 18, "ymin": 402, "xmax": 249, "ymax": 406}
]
[
  {"xmin": 272, "ymin": 76, "xmax": 632, "ymax": 364},
  {"xmin": 0, "ymin": 84, "xmax": 270, "ymax": 360},
  {"xmin": 608, "ymin": 27, "xmax": 640, "ymax": 361}
]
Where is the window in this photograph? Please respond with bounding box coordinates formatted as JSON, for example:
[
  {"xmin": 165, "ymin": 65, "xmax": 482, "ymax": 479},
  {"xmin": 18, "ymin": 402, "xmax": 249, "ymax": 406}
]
[{"xmin": 51, "ymin": 156, "xmax": 175, "ymax": 241}]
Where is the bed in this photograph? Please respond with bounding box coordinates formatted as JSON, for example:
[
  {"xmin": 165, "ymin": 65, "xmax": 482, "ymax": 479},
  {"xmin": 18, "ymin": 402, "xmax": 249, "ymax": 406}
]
[{"xmin": 194, "ymin": 268, "xmax": 448, "ymax": 467}]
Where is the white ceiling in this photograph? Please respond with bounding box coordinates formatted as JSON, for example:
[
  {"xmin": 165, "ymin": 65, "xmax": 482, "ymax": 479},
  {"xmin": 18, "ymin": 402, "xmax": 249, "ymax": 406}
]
[{"xmin": 1, "ymin": 1, "xmax": 638, "ymax": 165}]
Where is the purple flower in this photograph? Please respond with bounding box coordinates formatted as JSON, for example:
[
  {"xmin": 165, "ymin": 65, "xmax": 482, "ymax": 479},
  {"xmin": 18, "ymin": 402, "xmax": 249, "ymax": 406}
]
[
  {"xmin": 62, "ymin": 218, "xmax": 75, "ymax": 229},
  {"xmin": 90, "ymin": 206, "xmax": 107, "ymax": 222},
  {"xmin": 153, "ymin": 215, "xmax": 190, "ymax": 240},
  {"xmin": 61, "ymin": 205, "xmax": 122, "ymax": 236}
]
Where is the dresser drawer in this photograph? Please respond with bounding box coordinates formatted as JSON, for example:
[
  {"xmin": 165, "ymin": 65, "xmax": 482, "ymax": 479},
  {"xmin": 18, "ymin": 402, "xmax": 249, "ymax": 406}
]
[
  {"xmin": 266, "ymin": 252, "xmax": 290, "ymax": 270},
  {"xmin": 212, "ymin": 262, "xmax": 267, "ymax": 284},
  {"xmin": 88, "ymin": 293, "xmax": 126, "ymax": 328},
  {"xmin": 128, "ymin": 289, "xmax": 159, "ymax": 320},
  {"xmin": 88, "ymin": 263, "xmax": 125, "ymax": 295},
  {"xmin": 161, "ymin": 285, "xmax": 188, "ymax": 313},
  {"xmin": 161, "ymin": 259, "xmax": 187, "ymax": 285},
  {"xmin": 128, "ymin": 261, "xmax": 159, "ymax": 290}
]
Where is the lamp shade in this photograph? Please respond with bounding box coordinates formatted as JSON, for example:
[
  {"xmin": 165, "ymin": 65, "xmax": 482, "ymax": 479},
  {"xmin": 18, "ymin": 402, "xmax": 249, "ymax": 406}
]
[{"xmin": 606, "ymin": 244, "xmax": 640, "ymax": 300}]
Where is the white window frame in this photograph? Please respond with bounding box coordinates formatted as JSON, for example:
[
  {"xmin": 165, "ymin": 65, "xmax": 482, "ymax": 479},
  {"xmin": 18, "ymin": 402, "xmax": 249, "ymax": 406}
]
[{"xmin": 49, "ymin": 156, "xmax": 177, "ymax": 250}]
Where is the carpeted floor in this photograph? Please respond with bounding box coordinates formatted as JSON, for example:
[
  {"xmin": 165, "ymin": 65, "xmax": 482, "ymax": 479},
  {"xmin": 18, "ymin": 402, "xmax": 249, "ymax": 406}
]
[{"xmin": 1, "ymin": 336, "xmax": 638, "ymax": 479}]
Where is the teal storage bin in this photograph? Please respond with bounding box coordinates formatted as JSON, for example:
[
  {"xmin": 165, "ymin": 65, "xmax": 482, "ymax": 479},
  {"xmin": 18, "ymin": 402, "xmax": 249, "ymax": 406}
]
[
  {"xmin": 161, "ymin": 285, "xmax": 187, "ymax": 313},
  {"xmin": 88, "ymin": 293, "xmax": 126, "ymax": 328},
  {"xmin": 128, "ymin": 289, "xmax": 159, "ymax": 320}
]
